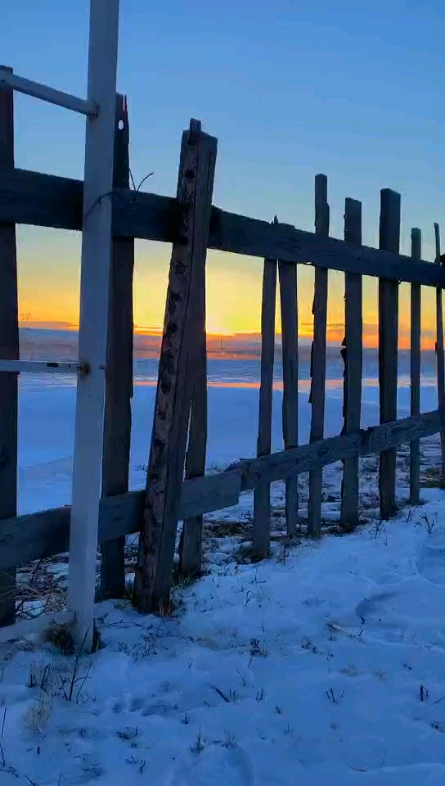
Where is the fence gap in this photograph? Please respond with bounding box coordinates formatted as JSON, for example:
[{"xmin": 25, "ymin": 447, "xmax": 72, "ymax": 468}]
[
  {"xmin": 278, "ymin": 253, "xmax": 299, "ymax": 538},
  {"xmin": 434, "ymin": 223, "xmax": 445, "ymax": 484},
  {"xmin": 178, "ymin": 223, "xmax": 208, "ymax": 576},
  {"xmin": 378, "ymin": 189, "xmax": 401, "ymax": 519},
  {"xmin": 410, "ymin": 228, "xmax": 421, "ymax": 504},
  {"xmin": 253, "ymin": 251, "xmax": 277, "ymax": 556},
  {"xmin": 340, "ymin": 198, "xmax": 362, "ymax": 530},
  {"xmin": 0, "ymin": 67, "xmax": 18, "ymax": 627},
  {"xmin": 133, "ymin": 120, "xmax": 217, "ymax": 613},
  {"xmin": 99, "ymin": 94, "xmax": 134, "ymax": 599},
  {"xmin": 308, "ymin": 174, "xmax": 329, "ymax": 537}
]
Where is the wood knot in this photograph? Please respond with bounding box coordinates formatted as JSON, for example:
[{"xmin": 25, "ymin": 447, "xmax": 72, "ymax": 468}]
[{"xmin": 175, "ymin": 261, "xmax": 186, "ymax": 276}]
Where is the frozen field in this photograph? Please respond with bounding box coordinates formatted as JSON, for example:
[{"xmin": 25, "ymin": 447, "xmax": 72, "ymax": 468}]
[{"xmin": 17, "ymin": 346, "xmax": 442, "ymax": 517}]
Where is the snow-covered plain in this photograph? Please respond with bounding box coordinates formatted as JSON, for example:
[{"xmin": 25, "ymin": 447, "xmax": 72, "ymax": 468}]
[
  {"xmin": 2, "ymin": 337, "xmax": 445, "ymax": 784},
  {"xmin": 3, "ymin": 497, "xmax": 445, "ymax": 785}
]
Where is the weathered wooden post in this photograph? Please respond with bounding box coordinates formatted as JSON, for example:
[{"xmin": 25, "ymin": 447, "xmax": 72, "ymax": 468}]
[
  {"xmin": 253, "ymin": 251, "xmax": 277, "ymax": 556},
  {"xmin": 410, "ymin": 228, "xmax": 421, "ymax": 504},
  {"xmin": 340, "ymin": 198, "xmax": 363, "ymax": 529},
  {"xmin": 378, "ymin": 189, "xmax": 401, "ymax": 519},
  {"xmin": 133, "ymin": 120, "xmax": 217, "ymax": 613},
  {"xmin": 279, "ymin": 249, "xmax": 298, "ymax": 537},
  {"xmin": 100, "ymin": 94, "xmax": 134, "ymax": 599},
  {"xmin": 178, "ymin": 224, "xmax": 208, "ymax": 576},
  {"xmin": 308, "ymin": 174, "xmax": 329, "ymax": 536},
  {"xmin": 0, "ymin": 67, "xmax": 19, "ymax": 626},
  {"xmin": 434, "ymin": 223, "xmax": 445, "ymax": 485}
]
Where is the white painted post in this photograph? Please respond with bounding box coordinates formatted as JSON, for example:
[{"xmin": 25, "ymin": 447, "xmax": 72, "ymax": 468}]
[{"xmin": 68, "ymin": 0, "xmax": 120, "ymax": 650}]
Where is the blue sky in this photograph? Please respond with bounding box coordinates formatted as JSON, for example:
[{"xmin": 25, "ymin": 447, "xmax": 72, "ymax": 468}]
[{"xmin": 1, "ymin": 0, "xmax": 444, "ymax": 333}]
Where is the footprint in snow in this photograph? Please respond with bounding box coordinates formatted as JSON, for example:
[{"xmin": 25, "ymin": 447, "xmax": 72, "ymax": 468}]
[
  {"xmin": 164, "ymin": 744, "xmax": 256, "ymax": 786},
  {"xmin": 417, "ymin": 530, "xmax": 445, "ymax": 586},
  {"xmin": 355, "ymin": 592, "xmax": 398, "ymax": 624}
]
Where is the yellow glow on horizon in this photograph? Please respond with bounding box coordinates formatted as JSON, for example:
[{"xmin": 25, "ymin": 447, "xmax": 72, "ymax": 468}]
[{"xmin": 16, "ymin": 237, "xmax": 439, "ymax": 352}]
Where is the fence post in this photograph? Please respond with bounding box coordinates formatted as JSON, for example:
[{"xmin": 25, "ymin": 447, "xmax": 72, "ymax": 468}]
[
  {"xmin": 253, "ymin": 252, "xmax": 277, "ymax": 556},
  {"xmin": 133, "ymin": 120, "xmax": 217, "ymax": 613},
  {"xmin": 279, "ymin": 253, "xmax": 298, "ymax": 538},
  {"xmin": 308, "ymin": 174, "xmax": 329, "ymax": 536},
  {"xmin": 0, "ymin": 67, "xmax": 18, "ymax": 627},
  {"xmin": 410, "ymin": 228, "xmax": 421, "ymax": 504},
  {"xmin": 434, "ymin": 223, "xmax": 445, "ymax": 485},
  {"xmin": 340, "ymin": 198, "xmax": 363, "ymax": 529},
  {"xmin": 178, "ymin": 229, "xmax": 208, "ymax": 577},
  {"xmin": 99, "ymin": 94, "xmax": 134, "ymax": 599},
  {"xmin": 378, "ymin": 189, "xmax": 401, "ymax": 519}
]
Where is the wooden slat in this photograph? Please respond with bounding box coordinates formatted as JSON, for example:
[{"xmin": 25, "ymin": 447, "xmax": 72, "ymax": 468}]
[
  {"xmin": 0, "ymin": 69, "xmax": 96, "ymax": 117},
  {"xmin": 308, "ymin": 174, "xmax": 329, "ymax": 536},
  {"xmin": 340, "ymin": 198, "xmax": 363, "ymax": 529},
  {"xmin": 99, "ymin": 95, "xmax": 134, "ymax": 599},
  {"xmin": 410, "ymin": 228, "xmax": 421, "ymax": 504},
  {"xmin": 240, "ymin": 408, "xmax": 445, "ymax": 490},
  {"xmin": 178, "ymin": 211, "xmax": 208, "ymax": 576},
  {"xmin": 279, "ymin": 257, "xmax": 298, "ymax": 536},
  {"xmin": 378, "ymin": 189, "xmax": 401, "ymax": 520},
  {"xmin": 133, "ymin": 121, "xmax": 217, "ymax": 613},
  {"xmin": 434, "ymin": 223, "xmax": 445, "ymax": 484},
  {"xmin": 253, "ymin": 255, "xmax": 277, "ymax": 556},
  {"xmin": 0, "ymin": 469, "xmax": 243, "ymax": 572},
  {"xmin": 0, "ymin": 67, "xmax": 18, "ymax": 626},
  {"xmin": 0, "ymin": 169, "xmax": 444, "ymax": 288},
  {"xmin": 0, "ymin": 408, "xmax": 443, "ymax": 573}
]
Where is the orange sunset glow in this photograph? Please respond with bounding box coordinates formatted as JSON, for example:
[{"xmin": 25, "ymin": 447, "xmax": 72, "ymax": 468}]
[{"xmin": 17, "ymin": 233, "xmax": 438, "ymax": 351}]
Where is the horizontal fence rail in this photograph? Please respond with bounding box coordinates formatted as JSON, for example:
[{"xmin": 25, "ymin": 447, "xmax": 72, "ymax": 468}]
[
  {"xmin": 0, "ymin": 360, "xmax": 82, "ymax": 374},
  {"xmin": 0, "ymin": 407, "xmax": 443, "ymax": 573},
  {"xmin": 1, "ymin": 168, "xmax": 444, "ymax": 287},
  {"xmin": 0, "ymin": 70, "xmax": 97, "ymax": 116}
]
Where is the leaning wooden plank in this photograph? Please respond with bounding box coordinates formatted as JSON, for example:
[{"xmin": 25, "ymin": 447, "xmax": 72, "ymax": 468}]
[
  {"xmin": 133, "ymin": 121, "xmax": 217, "ymax": 613},
  {"xmin": 0, "ymin": 67, "xmax": 19, "ymax": 626},
  {"xmin": 340, "ymin": 198, "xmax": 363, "ymax": 530},
  {"xmin": 0, "ymin": 409, "xmax": 443, "ymax": 574},
  {"xmin": 434, "ymin": 223, "xmax": 445, "ymax": 484},
  {"xmin": 178, "ymin": 219, "xmax": 208, "ymax": 576},
  {"xmin": 99, "ymin": 95, "xmax": 134, "ymax": 600},
  {"xmin": 378, "ymin": 189, "xmax": 401, "ymax": 519},
  {"xmin": 253, "ymin": 255, "xmax": 277, "ymax": 555},
  {"xmin": 1, "ymin": 169, "xmax": 445, "ymax": 288},
  {"xmin": 279, "ymin": 258, "xmax": 299, "ymax": 536},
  {"xmin": 308, "ymin": 175, "xmax": 329, "ymax": 536},
  {"xmin": 410, "ymin": 228, "xmax": 421, "ymax": 504}
]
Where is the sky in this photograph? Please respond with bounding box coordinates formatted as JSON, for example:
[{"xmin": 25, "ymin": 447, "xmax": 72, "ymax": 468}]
[{"xmin": 2, "ymin": 0, "xmax": 445, "ymax": 347}]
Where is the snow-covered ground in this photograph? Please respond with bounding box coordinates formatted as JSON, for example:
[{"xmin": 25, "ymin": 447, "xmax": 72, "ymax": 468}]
[
  {"xmin": 2, "ymin": 494, "xmax": 445, "ymax": 785},
  {"xmin": 3, "ymin": 338, "xmax": 445, "ymax": 784}
]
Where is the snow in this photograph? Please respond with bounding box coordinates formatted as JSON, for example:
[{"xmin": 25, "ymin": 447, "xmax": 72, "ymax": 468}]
[
  {"xmin": 2, "ymin": 495, "xmax": 445, "ymax": 784},
  {"xmin": 3, "ymin": 334, "xmax": 445, "ymax": 783},
  {"xmin": 17, "ymin": 365, "xmax": 439, "ymax": 515}
]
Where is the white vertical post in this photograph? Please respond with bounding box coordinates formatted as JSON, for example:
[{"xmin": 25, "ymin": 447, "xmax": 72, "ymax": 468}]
[{"xmin": 68, "ymin": 0, "xmax": 120, "ymax": 649}]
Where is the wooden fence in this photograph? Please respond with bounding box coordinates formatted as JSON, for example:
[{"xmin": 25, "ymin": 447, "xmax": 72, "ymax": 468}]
[{"xmin": 1, "ymin": 88, "xmax": 445, "ymax": 625}]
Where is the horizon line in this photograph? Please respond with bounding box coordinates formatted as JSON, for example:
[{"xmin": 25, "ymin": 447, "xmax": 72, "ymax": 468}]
[{"xmin": 18, "ymin": 322, "xmax": 437, "ymax": 352}]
